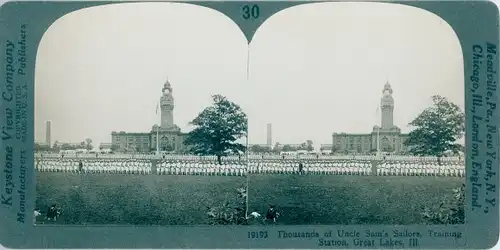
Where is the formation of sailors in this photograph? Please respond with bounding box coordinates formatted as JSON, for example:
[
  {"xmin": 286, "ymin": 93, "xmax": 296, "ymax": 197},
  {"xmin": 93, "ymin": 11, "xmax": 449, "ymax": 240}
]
[
  {"xmin": 157, "ymin": 161, "xmax": 246, "ymax": 176},
  {"xmin": 37, "ymin": 153, "xmax": 461, "ymax": 163},
  {"xmin": 36, "ymin": 159, "xmax": 153, "ymax": 174},
  {"xmin": 248, "ymin": 160, "xmax": 372, "ymax": 175},
  {"xmin": 35, "ymin": 159, "xmax": 247, "ymax": 176},
  {"xmin": 376, "ymin": 161, "xmax": 465, "ymax": 177},
  {"xmin": 248, "ymin": 160, "xmax": 465, "ymax": 177},
  {"xmin": 35, "ymin": 158, "xmax": 465, "ymax": 177}
]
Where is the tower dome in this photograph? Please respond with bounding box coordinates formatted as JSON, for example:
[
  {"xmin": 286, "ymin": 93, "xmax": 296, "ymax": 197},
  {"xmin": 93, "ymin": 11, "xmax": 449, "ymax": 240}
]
[
  {"xmin": 381, "ymin": 82, "xmax": 394, "ymax": 105},
  {"xmin": 163, "ymin": 79, "xmax": 172, "ymax": 95},
  {"xmin": 382, "ymin": 82, "xmax": 393, "ymax": 95}
]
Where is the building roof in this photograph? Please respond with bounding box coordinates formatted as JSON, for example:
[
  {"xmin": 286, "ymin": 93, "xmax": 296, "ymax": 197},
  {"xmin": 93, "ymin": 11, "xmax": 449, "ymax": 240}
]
[
  {"xmin": 99, "ymin": 143, "xmax": 113, "ymax": 149},
  {"xmin": 249, "ymin": 144, "xmax": 271, "ymax": 147}
]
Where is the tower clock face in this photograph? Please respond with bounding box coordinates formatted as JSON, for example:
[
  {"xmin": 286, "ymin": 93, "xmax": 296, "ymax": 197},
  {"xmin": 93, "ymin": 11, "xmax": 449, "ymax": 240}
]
[{"xmin": 161, "ymin": 95, "xmax": 173, "ymax": 102}]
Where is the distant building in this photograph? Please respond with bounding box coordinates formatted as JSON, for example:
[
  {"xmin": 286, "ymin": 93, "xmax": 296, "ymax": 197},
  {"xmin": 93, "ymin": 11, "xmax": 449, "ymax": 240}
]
[
  {"xmin": 332, "ymin": 83, "xmax": 409, "ymax": 154},
  {"xmin": 53, "ymin": 141, "xmax": 82, "ymax": 148},
  {"xmin": 249, "ymin": 144, "xmax": 272, "ymax": 149},
  {"xmin": 99, "ymin": 143, "xmax": 113, "ymax": 150},
  {"xmin": 45, "ymin": 121, "xmax": 51, "ymax": 148},
  {"xmin": 320, "ymin": 144, "xmax": 333, "ymax": 154},
  {"xmin": 274, "ymin": 143, "xmax": 307, "ymax": 151},
  {"xmin": 35, "ymin": 141, "xmax": 50, "ymax": 147},
  {"xmin": 110, "ymin": 80, "xmax": 186, "ymax": 153}
]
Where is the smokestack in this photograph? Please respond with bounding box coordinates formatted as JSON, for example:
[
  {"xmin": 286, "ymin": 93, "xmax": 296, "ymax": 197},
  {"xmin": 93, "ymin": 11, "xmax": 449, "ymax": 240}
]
[
  {"xmin": 266, "ymin": 123, "xmax": 272, "ymax": 148},
  {"xmin": 46, "ymin": 120, "xmax": 51, "ymax": 148}
]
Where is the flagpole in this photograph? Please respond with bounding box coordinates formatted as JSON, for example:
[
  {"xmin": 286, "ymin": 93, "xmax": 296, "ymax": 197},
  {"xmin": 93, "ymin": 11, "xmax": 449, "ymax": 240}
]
[
  {"xmin": 377, "ymin": 127, "xmax": 380, "ymax": 157},
  {"xmin": 156, "ymin": 126, "xmax": 159, "ymax": 156},
  {"xmin": 376, "ymin": 106, "xmax": 380, "ymax": 158},
  {"xmin": 156, "ymin": 102, "xmax": 160, "ymax": 156}
]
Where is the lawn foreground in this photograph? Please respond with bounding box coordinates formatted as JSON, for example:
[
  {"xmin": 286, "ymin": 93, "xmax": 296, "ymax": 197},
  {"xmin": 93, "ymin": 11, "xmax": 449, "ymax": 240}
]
[{"xmin": 36, "ymin": 173, "xmax": 464, "ymax": 225}]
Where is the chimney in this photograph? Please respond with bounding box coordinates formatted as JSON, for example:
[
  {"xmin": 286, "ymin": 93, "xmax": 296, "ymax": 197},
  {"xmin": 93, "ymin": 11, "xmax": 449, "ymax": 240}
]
[
  {"xmin": 46, "ymin": 120, "xmax": 51, "ymax": 148},
  {"xmin": 266, "ymin": 123, "xmax": 272, "ymax": 148}
]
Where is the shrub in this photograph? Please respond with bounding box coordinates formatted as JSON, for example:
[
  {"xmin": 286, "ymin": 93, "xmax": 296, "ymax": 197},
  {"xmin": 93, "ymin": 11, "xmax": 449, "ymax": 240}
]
[
  {"xmin": 206, "ymin": 185, "xmax": 248, "ymax": 225},
  {"xmin": 422, "ymin": 183, "xmax": 464, "ymax": 224}
]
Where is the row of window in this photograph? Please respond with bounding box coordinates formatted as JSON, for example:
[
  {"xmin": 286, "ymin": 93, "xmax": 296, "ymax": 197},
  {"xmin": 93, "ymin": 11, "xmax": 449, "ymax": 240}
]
[
  {"xmin": 335, "ymin": 144, "xmax": 405, "ymax": 152},
  {"xmin": 114, "ymin": 137, "xmax": 149, "ymax": 143},
  {"xmin": 118, "ymin": 142, "xmax": 178, "ymax": 150},
  {"xmin": 113, "ymin": 135, "xmax": 179, "ymax": 143},
  {"xmin": 334, "ymin": 137, "xmax": 401, "ymax": 144}
]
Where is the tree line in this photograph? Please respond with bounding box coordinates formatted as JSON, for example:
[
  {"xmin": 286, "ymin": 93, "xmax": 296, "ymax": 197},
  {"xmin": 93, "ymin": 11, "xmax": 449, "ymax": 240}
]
[
  {"xmin": 35, "ymin": 138, "xmax": 93, "ymax": 152},
  {"xmin": 35, "ymin": 94, "xmax": 464, "ymax": 165},
  {"xmin": 182, "ymin": 94, "xmax": 464, "ymax": 165},
  {"xmin": 249, "ymin": 140, "xmax": 314, "ymax": 154}
]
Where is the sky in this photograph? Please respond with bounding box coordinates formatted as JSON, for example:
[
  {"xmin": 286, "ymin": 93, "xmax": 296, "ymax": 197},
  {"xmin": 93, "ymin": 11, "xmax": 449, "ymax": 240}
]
[{"xmin": 34, "ymin": 2, "xmax": 464, "ymax": 149}]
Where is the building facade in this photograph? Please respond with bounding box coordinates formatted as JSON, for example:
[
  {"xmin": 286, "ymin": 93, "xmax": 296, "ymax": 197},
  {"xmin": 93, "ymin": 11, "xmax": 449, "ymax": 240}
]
[
  {"xmin": 111, "ymin": 80, "xmax": 186, "ymax": 153},
  {"xmin": 332, "ymin": 83, "xmax": 409, "ymax": 154}
]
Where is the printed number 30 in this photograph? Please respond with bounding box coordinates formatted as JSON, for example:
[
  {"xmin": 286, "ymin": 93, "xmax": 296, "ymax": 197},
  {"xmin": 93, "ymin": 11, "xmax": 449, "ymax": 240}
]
[{"xmin": 242, "ymin": 5, "xmax": 260, "ymax": 20}]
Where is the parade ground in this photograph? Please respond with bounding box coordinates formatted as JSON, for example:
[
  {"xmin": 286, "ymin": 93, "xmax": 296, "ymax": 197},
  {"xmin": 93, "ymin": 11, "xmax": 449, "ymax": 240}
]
[
  {"xmin": 36, "ymin": 172, "xmax": 464, "ymax": 225},
  {"xmin": 248, "ymin": 174, "xmax": 463, "ymax": 225}
]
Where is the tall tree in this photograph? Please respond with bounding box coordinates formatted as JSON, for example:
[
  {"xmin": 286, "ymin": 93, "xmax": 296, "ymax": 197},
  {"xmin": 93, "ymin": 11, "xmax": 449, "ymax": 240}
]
[
  {"xmin": 272, "ymin": 142, "xmax": 282, "ymax": 153},
  {"xmin": 306, "ymin": 140, "xmax": 314, "ymax": 151},
  {"xmin": 85, "ymin": 138, "xmax": 93, "ymax": 150},
  {"xmin": 184, "ymin": 95, "xmax": 248, "ymax": 164},
  {"xmin": 61, "ymin": 143, "xmax": 76, "ymax": 150},
  {"xmin": 250, "ymin": 145, "xmax": 263, "ymax": 153},
  {"xmin": 404, "ymin": 95, "xmax": 465, "ymax": 164},
  {"xmin": 34, "ymin": 143, "xmax": 51, "ymax": 152},
  {"xmin": 52, "ymin": 140, "xmax": 60, "ymax": 152},
  {"xmin": 282, "ymin": 145, "xmax": 294, "ymax": 152}
]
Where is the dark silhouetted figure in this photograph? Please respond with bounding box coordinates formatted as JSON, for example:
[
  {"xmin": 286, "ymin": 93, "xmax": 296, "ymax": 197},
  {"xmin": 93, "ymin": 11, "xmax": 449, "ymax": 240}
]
[
  {"xmin": 265, "ymin": 205, "xmax": 278, "ymax": 223},
  {"xmin": 46, "ymin": 204, "xmax": 60, "ymax": 221}
]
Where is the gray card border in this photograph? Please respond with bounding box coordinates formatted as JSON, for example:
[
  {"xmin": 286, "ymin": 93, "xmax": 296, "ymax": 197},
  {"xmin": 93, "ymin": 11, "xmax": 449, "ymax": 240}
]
[{"xmin": 0, "ymin": 0, "xmax": 498, "ymax": 249}]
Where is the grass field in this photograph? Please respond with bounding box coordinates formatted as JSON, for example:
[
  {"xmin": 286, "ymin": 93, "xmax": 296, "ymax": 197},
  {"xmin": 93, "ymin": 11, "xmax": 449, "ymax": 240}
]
[
  {"xmin": 248, "ymin": 175, "xmax": 464, "ymax": 225},
  {"xmin": 36, "ymin": 173, "xmax": 464, "ymax": 225}
]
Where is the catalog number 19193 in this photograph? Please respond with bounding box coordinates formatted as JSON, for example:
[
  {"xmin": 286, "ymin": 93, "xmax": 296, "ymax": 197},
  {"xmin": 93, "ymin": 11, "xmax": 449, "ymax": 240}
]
[{"xmin": 248, "ymin": 231, "xmax": 269, "ymax": 239}]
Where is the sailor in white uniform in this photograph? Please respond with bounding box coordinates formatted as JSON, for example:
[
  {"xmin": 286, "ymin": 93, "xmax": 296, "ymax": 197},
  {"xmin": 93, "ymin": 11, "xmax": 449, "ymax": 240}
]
[
  {"xmin": 51, "ymin": 161, "xmax": 57, "ymax": 172},
  {"xmin": 130, "ymin": 163, "xmax": 136, "ymax": 174},
  {"xmin": 206, "ymin": 163, "xmax": 212, "ymax": 176},
  {"xmin": 161, "ymin": 162, "xmax": 168, "ymax": 175},
  {"xmin": 196, "ymin": 162, "xmax": 202, "ymax": 176},
  {"xmin": 174, "ymin": 161, "xmax": 179, "ymax": 175},
  {"xmin": 379, "ymin": 162, "xmax": 386, "ymax": 176},
  {"xmin": 138, "ymin": 161, "xmax": 144, "ymax": 174},
  {"xmin": 185, "ymin": 162, "xmax": 191, "ymax": 175},
  {"xmin": 237, "ymin": 164, "xmax": 243, "ymax": 176},
  {"xmin": 125, "ymin": 161, "xmax": 131, "ymax": 174},
  {"xmin": 135, "ymin": 161, "xmax": 141, "ymax": 174},
  {"xmin": 364, "ymin": 162, "xmax": 371, "ymax": 175}
]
